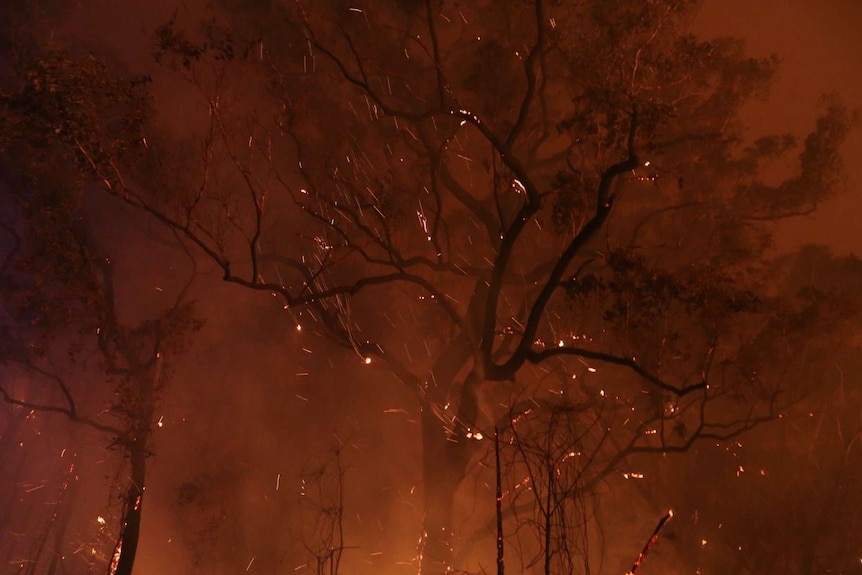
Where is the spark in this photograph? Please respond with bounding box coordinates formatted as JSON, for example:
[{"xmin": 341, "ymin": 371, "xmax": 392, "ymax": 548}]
[
  {"xmin": 364, "ymin": 357, "xmax": 372, "ymax": 365},
  {"xmin": 246, "ymin": 556, "xmax": 256, "ymax": 571},
  {"xmin": 512, "ymin": 179, "xmax": 526, "ymax": 194},
  {"xmin": 157, "ymin": 416, "xmax": 164, "ymax": 428},
  {"xmin": 97, "ymin": 516, "xmax": 106, "ymax": 525}
]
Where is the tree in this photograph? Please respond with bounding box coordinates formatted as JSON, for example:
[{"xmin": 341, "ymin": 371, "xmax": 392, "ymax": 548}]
[
  {"xmin": 0, "ymin": 182, "xmax": 199, "ymax": 574},
  {"xmin": 2, "ymin": 1, "xmax": 854, "ymax": 573},
  {"xmin": 0, "ymin": 92, "xmax": 201, "ymax": 572},
  {"xmin": 649, "ymin": 245, "xmax": 862, "ymax": 575}
]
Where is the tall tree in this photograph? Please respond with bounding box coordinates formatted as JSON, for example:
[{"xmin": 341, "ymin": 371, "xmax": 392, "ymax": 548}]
[
  {"xmin": 2, "ymin": 1, "xmax": 854, "ymax": 572},
  {"xmin": 0, "ymin": 127, "xmax": 200, "ymax": 574},
  {"xmin": 0, "ymin": 185, "xmax": 199, "ymax": 574}
]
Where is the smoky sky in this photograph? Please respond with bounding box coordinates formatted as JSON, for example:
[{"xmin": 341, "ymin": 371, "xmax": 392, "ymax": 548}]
[
  {"xmin": 3, "ymin": 1, "xmax": 861, "ymax": 574},
  {"xmin": 62, "ymin": 0, "xmax": 862, "ymax": 253},
  {"xmin": 694, "ymin": 0, "xmax": 862, "ymax": 253}
]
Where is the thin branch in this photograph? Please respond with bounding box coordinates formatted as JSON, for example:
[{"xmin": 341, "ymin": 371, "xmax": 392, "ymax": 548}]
[
  {"xmin": 505, "ymin": 0, "xmax": 545, "ymax": 150},
  {"xmin": 0, "ymin": 384, "xmax": 121, "ymax": 436}
]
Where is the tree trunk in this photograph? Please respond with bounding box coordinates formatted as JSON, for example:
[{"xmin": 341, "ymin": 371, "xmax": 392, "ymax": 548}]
[
  {"xmin": 112, "ymin": 442, "xmax": 146, "ymax": 575},
  {"xmin": 420, "ymin": 401, "xmax": 474, "ymax": 575},
  {"xmin": 111, "ymin": 349, "xmax": 161, "ymax": 575}
]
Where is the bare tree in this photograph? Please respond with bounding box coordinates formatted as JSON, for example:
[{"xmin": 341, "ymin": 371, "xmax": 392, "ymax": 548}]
[{"xmin": 298, "ymin": 443, "xmax": 350, "ymax": 575}]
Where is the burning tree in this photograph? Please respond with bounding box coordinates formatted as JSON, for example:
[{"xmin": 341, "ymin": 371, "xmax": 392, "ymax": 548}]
[
  {"xmin": 0, "ymin": 96, "xmax": 200, "ymax": 573},
  {"xmin": 0, "ymin": 181, "xmax": 199, "ymax": 574},
  {"xmin": 2, "ymin": 0, "xmax": 854, "ymax": 572}
]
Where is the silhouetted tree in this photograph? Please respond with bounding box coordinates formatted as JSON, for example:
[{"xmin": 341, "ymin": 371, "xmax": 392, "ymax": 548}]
[
  {"xmin": 2, "ymin": 1, "xmax": 855, "ymax": 573},
  {"xmin": 651, "ymin": 245, "xmax": 862, "ymax": 575},
  {"xmin": 0, "ymin": 148, "xmax": 200, "ymax": 574}
]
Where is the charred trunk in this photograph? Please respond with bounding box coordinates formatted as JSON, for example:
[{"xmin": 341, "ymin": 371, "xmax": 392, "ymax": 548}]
[{"xmin": 112, "ymin": 441, "xmax": 147, "ymax": 575}]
